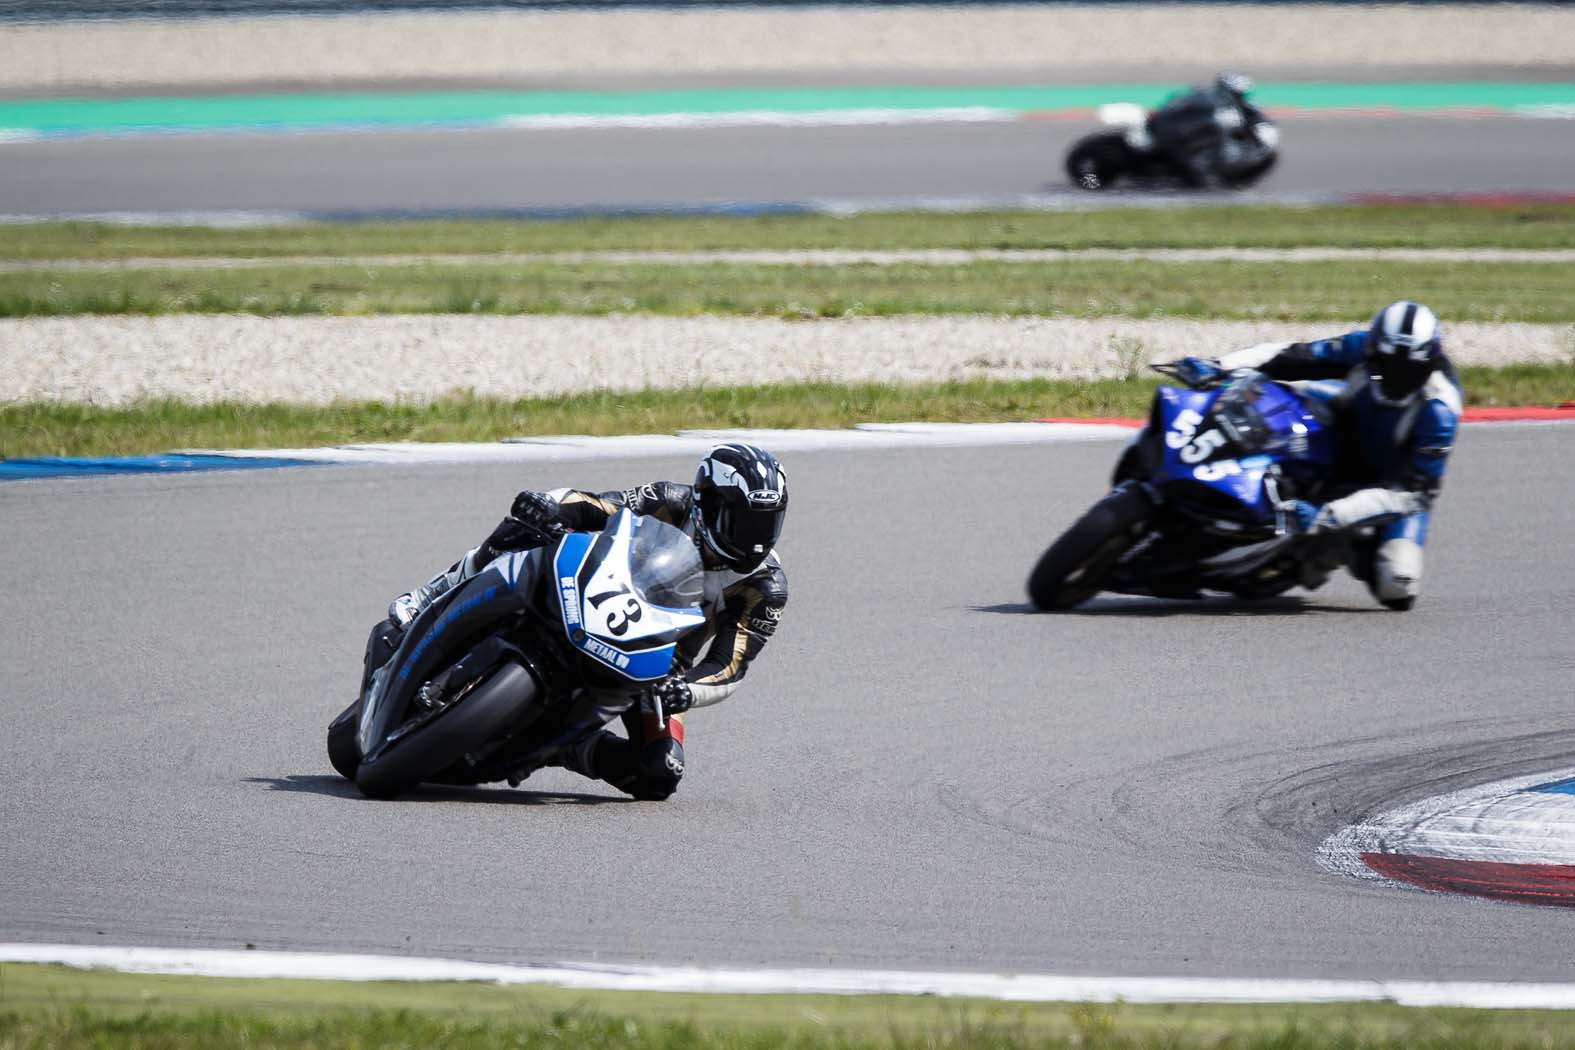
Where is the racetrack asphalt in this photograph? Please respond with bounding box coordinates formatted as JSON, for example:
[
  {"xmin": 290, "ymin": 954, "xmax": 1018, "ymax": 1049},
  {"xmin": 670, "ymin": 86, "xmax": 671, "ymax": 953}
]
[
  {"xmin": 2, "ymin": 115, "xmax": 1572, "ymax": 216},
  {"xmin": 3, "ymin": 425, "xmax": 1573, "ymax": 979}
]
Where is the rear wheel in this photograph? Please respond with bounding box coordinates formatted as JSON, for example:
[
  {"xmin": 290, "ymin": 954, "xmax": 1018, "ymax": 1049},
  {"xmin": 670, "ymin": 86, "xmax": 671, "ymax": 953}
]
[
  {"xmin": 354, "ymin": 661, "xmax": 537, "ymax": 800},
  {"xmin": 1028, "ymin": 486, "xmax": 1154, "ymax": 610},
  {"xmin": 1065, "ymin": 132, "xmax": 1131, "ymax": 191}
]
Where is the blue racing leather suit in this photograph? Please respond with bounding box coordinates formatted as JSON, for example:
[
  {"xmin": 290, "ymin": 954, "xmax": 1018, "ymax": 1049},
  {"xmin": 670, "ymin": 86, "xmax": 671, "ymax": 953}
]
[{"xmin": 1218, "ymin": 331, "xmax": 1462, "ymax": 607}]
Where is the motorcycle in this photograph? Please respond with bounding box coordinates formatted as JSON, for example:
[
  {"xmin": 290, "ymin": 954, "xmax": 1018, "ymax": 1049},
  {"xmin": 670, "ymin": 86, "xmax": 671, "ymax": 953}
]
[
  {"xmin": 1064, "ymin": 101, "xmax": 1279, "ymax": 191},
  {"xmin": 1027, "ymin": 365, "xmax": 1335, "ymax": 610},
  {"xmin": 327, "ymin": 508, "xmax": 707, "ymax": 799}
]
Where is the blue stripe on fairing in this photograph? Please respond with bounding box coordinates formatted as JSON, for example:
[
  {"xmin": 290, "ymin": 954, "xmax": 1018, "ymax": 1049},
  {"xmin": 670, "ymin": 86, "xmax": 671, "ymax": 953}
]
[
  {"xmin": 0, "ymin": 454, "xmax": 317, "ymax": 480},
  {"xmin": 1531, "ymin": 777, "xmax": 1575, "ymax": 795}
]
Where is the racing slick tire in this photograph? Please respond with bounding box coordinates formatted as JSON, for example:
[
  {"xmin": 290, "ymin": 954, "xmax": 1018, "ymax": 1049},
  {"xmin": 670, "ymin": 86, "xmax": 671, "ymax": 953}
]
[
  {"xmin": 327, "ymin": 699, "xmax": 362, "ymax": 781},
  {"xmin": 1065, "ymin": 132, "xmax": 1131, "ymax": 191},
  {"xmin": 1028, "ymin": 485, "xmax": 1154, "ymax": 610},
  {"xmin": 354, "ymin": 661, "xmax": 537, "ymax": 800}
]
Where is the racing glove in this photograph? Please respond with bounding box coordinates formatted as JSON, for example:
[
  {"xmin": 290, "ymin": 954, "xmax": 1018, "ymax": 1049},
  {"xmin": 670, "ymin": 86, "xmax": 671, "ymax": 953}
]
[
  {"xmin": 646, "ymin": 675, "xmax": 694, "ymax": 717},
  {"xmin": 510, "ymin": 490, "xmax": 564, "ymax": 532},
  {"xmin": 1172, "ymin": 356, "xmax": 1224, "ymax": 389},
  {"xmin": 481, "ymin": 490, "xmax": 566, "ymax": 555}
]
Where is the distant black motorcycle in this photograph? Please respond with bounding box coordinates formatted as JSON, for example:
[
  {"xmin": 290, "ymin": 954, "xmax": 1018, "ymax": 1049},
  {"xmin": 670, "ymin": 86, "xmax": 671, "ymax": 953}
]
[{"xmin": 1065, "ymin": 92, "xmax": 1279, "ymax": 191}]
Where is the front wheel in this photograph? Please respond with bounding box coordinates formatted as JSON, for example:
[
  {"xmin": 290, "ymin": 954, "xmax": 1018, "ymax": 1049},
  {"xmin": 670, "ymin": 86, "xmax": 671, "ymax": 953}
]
[
  {"xmin": 1064, "ymin": 132, "xmax": 1131, "ymax": 191},
  {"xmin": 327, "ymin": 700, "xmax": 362, "ymax": 781},
  {"xmin": 354, "ymin": 661, "xmax": 538, "ymax": 800},
  {"xmin": 1027, "ymin": 486, "xmax": 1154, "ymax": 610}
]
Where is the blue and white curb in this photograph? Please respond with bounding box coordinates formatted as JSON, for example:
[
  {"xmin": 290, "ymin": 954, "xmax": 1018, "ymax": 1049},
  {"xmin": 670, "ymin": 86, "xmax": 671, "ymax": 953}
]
[
  {"xmin": 11, "ymin": 943, "xmax": 1575, "ymax": 1009},
  {"xmin": 8, "ymin": 414, "xmax": 1571, "ymax": 483},
  {"xmin": 1321, "ymin": 769, "xmax": 1575, "ymax": 907},
  {"xmin": 0, "ymin": 422, "xmax": 1135, "ymax": 482},
  {"xmin": 0, "ymin": 451, "xmax": 317, "ymax": 480}
]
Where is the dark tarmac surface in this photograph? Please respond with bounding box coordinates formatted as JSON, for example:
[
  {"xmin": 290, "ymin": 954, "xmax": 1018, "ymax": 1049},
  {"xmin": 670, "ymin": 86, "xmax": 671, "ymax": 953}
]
[
  {"xmin": 2, "ymin": 116, "xmax": 1572, "ymax": 217},
  {"xmin": 4, "ymin": 426, "xmax": 1573, "ymax": 976}
]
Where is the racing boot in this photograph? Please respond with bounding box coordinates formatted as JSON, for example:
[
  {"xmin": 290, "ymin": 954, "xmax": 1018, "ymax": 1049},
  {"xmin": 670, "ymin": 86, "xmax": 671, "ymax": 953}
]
[
  {"xmin": 387, "ymin": 546, "xmax": 489, "ymax": 628},
  {"xmin": 561, "ymin": 714, "xmax": 686, "ymax": 801}
]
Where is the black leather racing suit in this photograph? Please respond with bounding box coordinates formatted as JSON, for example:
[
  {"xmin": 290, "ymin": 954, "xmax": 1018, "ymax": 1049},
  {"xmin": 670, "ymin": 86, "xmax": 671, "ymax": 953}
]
[{"xmin": 1146, "ymin": 85, "xmax": 1275, "ymax": 187}]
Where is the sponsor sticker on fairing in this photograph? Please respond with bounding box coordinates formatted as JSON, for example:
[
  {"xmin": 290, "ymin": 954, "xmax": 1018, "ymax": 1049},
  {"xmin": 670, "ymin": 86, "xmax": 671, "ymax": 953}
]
[
  {"xmin": 560, "ymin": 575, "xmax": 581, "ymax": 626},
  {"xmin": 583, "ymin": 636, "xmax": 631, "ymax": 669}
]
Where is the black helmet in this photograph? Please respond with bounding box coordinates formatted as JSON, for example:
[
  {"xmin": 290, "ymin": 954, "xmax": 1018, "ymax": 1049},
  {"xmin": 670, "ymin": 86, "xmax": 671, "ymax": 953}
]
[
  {"xmin": 1367, "ymin": 300, "xmax": 1443, "ymax": 406},
  {"xmin": 692, "ymin": 443, "xmax": 788, "ymax": 574}
]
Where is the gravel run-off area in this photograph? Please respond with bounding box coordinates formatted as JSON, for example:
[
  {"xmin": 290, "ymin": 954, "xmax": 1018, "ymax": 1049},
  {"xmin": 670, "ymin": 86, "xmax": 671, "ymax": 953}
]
[
  {"xmin": 2, "ymin": 4, "xmax": 1572, "ymax": 92},
  {"xmin": 6, "ymin": 314, "xmax": 1570, "ymax": 406}
]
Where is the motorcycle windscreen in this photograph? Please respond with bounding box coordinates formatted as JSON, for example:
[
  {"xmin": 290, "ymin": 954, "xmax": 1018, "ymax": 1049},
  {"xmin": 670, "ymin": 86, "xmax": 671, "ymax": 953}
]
[{"xmin": 554, "ymin": 509, "xmax": 707, "ymax": 682}]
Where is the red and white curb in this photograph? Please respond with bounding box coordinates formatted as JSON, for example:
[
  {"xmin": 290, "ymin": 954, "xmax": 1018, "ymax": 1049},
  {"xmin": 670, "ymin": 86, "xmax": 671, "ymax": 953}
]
[
  {"xmin": 10, "ymin": 943, "xmax": 1575, "ymax": 1008},
  {"xmin": 1321, "ymin": 769, "xmax": 1575, "ymax": 907}
]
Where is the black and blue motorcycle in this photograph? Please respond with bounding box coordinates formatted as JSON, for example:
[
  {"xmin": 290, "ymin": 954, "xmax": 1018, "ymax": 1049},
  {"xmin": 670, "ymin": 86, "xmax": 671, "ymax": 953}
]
[
  {"xmin": 327, "ymin": 509, "xmax": 707, "ymax": 799},
  {"xmin": 1028, "ymin": 364, "xmax": 1336, "ymax": 610}
]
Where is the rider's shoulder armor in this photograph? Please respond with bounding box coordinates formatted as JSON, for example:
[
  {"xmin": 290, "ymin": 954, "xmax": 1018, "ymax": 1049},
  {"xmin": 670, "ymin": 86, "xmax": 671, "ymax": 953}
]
[
  {"xmin": 1415, "ymin": 373, "xmax": 1462, "ymax": 449},
  {"xmin": 711, "ymin": 550, "xmax": 788, "ymax": 604},
  {"xmin": 720, "ymin": 553, "xmax": 789, "ymax": 638}
]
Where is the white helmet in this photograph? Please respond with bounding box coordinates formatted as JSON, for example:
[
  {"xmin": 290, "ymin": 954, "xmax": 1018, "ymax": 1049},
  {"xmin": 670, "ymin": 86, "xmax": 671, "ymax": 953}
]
[{"xmin": 1366, "ymin": 300, "xmax": 1443, "ymax": 406}]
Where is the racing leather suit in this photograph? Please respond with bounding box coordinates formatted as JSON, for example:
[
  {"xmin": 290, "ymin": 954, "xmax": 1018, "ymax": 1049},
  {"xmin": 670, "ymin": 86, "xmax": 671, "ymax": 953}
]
[
  {"xmin": 1219, "ymin": 332, "xmax": 1462, "ymax": 609},
  {"xmin": 387, "ymin": 480, "xmax": 788, "ymax": 799},
  {"xmin": 1146, "ymin": 85, "xmax": 1275, "ymax": 187}
]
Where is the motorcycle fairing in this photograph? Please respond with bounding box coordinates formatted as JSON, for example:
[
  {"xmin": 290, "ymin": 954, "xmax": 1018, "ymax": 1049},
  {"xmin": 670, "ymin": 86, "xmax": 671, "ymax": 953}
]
[
  {"xmin": 358, "ymin": 560, "xmax": 535, "ymax": 760},
  {"xmin": 1154, "ymin": 385, "xmax": 1268, "ymax": 515},
  {"xmin": 1152, "ymin": 378, "xmax": 1334, "ymax": 525},
  {"xmin": 553, "ymin": 510, "xmax": 707, "ymax": 683}
]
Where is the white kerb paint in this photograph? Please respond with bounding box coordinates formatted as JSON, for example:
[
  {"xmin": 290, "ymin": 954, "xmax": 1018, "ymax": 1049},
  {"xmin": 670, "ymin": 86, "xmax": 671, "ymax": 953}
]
[
  {"xmin": 1319, "ymin": 767, "xmax": 1575, "ymax": 883},
  {"xmin": 9, "ymin": 944, "xmax": 1575, "ymax": 1009}
]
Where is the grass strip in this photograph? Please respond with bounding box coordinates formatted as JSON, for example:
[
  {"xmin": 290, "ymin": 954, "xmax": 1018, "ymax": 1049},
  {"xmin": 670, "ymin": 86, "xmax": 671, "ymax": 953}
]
[
  {"xmin": 7, "ymin": 963, "xmax": 1575, "ymax": 1049},
  {"xmin": 4, "ymin": 364, "xmax": 1570, "ymax": 460},
  {"xmin": 3, "ymin": 258, "xmax": 1572, "ymax": 323},
  {"xmin": 4, "ymin": 204, "xmax": 1573, "ymax": 261}
]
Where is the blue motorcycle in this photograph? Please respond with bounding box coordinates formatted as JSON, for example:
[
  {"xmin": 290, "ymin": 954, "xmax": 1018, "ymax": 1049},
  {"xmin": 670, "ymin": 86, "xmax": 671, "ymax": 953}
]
[
  {"xmin": 328, "ymin": 509, "xmax": 707, "ymax": 799},
  {"xmin": 1028, "ymin": 364, "xmax": 1336, "ymax": 610}
]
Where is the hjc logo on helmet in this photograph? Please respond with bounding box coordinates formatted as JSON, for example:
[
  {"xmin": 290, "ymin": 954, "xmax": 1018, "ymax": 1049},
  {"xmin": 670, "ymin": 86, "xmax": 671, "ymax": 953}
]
[{"xmin": 747, "ymin": 489, "xmax": 782, "ymax": 506}]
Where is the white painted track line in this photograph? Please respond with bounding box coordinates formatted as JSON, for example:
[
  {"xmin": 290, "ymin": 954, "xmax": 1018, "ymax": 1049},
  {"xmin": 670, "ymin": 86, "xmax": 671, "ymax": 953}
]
[{"xmin": 11, "ymin": 944, "xmax": 1575, "ymax": 1009}]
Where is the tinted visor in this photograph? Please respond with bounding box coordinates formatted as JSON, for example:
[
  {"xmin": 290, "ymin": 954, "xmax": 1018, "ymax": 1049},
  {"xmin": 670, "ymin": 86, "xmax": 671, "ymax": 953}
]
[
  {"xmin": 716, "ymin": 503, "xmax": 784, "ymax": 563},
  {"xmin": 1371, "ymin": 352, "xmax": 1434, "ymax": 403}
]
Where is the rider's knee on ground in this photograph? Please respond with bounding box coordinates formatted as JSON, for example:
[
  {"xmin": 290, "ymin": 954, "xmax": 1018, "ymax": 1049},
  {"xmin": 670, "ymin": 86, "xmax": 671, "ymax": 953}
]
[
  {"xmin": 1371, "ymin": 537, "xmax": 1423, "ymax": 611},
  {"xmin": 629, "ymin": 735, "xmax": 685, "ymax": 800},
  {"xmin": 578, "ymin": 732, "xmax": 684, "ymax": 801}
]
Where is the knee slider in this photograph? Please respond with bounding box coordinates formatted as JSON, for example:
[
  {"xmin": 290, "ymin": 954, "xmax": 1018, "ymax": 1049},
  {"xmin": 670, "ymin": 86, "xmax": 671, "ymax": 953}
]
[
  {"xmin": 631, "ymin": 739, "xmax": 684, "ymax": 800},
  {"xmin": 1373, "ymin": 538, "xmax": 1423, "ymax": 604}
]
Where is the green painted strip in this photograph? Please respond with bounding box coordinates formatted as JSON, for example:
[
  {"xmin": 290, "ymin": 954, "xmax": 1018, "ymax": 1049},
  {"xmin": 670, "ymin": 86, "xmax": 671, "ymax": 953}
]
[{"xmin": 1, "ymin": 82, "xmax": 1571, "ymax": 136}]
